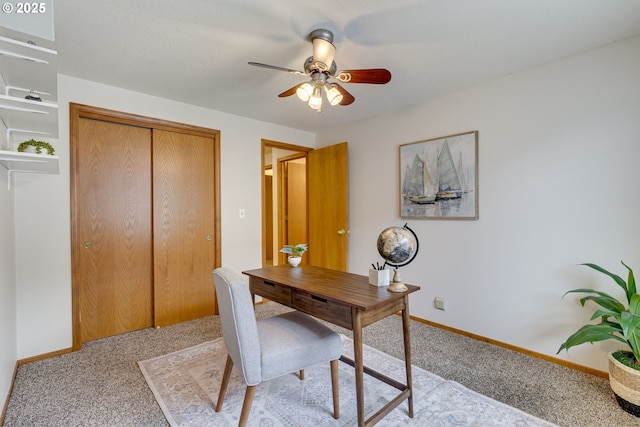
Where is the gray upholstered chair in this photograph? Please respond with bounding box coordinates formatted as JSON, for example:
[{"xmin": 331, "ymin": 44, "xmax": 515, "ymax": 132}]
[{"xmin": 212, "ymin": 267, "xmax": 342, "ymax": 427}]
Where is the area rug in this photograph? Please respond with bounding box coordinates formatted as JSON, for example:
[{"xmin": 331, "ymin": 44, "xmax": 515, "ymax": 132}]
[{"xmin": 139, "ymin": 336, "xmax": 558, "ymax": 426}]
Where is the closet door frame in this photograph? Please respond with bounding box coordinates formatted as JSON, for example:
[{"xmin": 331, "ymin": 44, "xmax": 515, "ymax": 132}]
[{"xmin": 70, "ymin": 103, "xmax": 221, "ymax": 351}]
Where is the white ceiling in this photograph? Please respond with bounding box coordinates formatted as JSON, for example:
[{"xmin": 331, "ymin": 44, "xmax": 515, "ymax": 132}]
[{"xmin": 52, "ymin": 0, "xmax": 640, "ymax": 133}]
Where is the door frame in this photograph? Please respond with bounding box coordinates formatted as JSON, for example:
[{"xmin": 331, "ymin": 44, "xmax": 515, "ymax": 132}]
[
  {"xmin": 261, "ymin": 139, "xmax": 311, "ymax": 267},
  {"xmin": 70, "ymin": 103, "xmax": 221, "ymax": 350}
]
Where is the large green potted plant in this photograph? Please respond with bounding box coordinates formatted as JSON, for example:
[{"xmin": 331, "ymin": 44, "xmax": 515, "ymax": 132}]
[{"xmin": 558, "ymin": 261, "xmax": 640, "ymax": 416}]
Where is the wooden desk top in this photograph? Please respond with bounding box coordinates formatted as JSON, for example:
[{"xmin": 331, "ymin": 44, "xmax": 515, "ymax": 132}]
[{"xmin": 243, "ymin": 264, "xmax": 420, "ymax": 311}]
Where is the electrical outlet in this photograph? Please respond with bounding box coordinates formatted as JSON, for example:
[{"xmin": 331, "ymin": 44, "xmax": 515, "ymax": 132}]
[{"xmin": 434, "ymin": 296, "xmax": 446, "ymax": 311}]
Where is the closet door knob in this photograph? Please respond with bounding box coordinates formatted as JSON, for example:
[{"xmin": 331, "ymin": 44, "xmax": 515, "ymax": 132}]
[
  {"xmin": 84, "ymin": 241, "xmax": 93, "ymax": 249},
  {"xmin": 206, "ymin": 235, "xmax": 213, "ymax": 241}
]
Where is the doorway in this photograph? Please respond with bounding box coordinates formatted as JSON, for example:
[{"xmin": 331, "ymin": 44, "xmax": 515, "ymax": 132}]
[
  {"xmin": 261, "ymin": 140, "xmax": 312, "ymax": 267},
  {"xmin": 261, "ymin": 140, "xmax": 350, "ymax": 271}
]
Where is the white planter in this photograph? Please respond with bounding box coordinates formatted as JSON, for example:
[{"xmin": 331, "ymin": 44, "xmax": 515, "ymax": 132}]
[
  {"xmin": 288, "ymin": 256, "xmax": 302, "ymax": 267},
  {"xmin": 23, "ymin": 146, "xmax": 40, "ymax": 154},
  {"xmin": 19, "ymin": 145, "xmax": 54, "ymax": 155}
]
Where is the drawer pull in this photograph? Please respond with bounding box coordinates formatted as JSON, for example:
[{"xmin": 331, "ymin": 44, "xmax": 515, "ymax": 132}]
[
  {"xmin": 311, "ymin": 295, "xmax": 327, "ymax": 303},
  {"xmin": 263, "ymin": 281, "xmax": 276, "ymax": 287}
]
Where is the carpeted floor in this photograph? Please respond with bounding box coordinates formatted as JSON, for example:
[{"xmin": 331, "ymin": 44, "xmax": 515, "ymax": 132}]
[{"xmin": 4, "ymin": 302, "xmax": 640, "ymax": 426}]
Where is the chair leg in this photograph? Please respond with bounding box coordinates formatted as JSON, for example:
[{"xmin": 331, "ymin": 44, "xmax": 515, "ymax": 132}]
[
  {"xmin": 239, "ymin": 385, "xmax": 257, "ymax": 427},
  {"xmin": 215, "ymin": 355, "xmax": 233, "ymax": 412},
  {"xmin": 299, "ymin": 369, "xmax": 305, "ymax": 380},
  {"xmin": 330, "ymin": 359, "xmax": 340, "ymax": 419}
]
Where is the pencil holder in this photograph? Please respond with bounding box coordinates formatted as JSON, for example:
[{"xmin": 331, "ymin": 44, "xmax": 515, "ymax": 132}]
[{"xmin": 369, "ymin": 268, "xmax": 390, "ymax": 287}]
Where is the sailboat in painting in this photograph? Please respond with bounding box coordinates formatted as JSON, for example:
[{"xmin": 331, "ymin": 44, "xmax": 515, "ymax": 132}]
[
  {"xmin": 402, "ymin": 140, "xmax": 464, "ymax": 205},
  {"xmin": 435, "ymin": 140, "xmax": 462, "ymax": 200},
  {"xmin": 402, "ymin": 154, "xmax": 436, "ymax": 204}
]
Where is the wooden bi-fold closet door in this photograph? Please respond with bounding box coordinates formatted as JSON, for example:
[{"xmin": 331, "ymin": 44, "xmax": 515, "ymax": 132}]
[{"xmin": 72, "ymin": 104, "xmax": 220, "ymax": 347}]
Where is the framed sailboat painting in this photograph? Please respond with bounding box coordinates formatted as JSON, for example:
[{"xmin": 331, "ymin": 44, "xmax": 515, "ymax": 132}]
[{"xmin": 399, "ymin": 131, "xmax": 478, "ymax": 219}]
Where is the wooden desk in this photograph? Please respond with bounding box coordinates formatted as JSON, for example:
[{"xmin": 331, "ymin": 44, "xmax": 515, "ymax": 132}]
[{"xmin": 243, "ymin": 265, "xmax": 420, "ymax": 427}]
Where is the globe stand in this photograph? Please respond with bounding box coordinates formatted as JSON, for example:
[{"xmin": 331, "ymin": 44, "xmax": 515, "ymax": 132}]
[
  {"xmin": 377, "ymin": 224, "xmax": 419, "ymax": 293},
  {"xmin": 387, "ymin": 268, "xmax": 408, "ymax": 293}
]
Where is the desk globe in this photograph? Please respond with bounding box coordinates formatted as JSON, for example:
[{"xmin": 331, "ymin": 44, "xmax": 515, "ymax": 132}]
[{"xmin": 376, "ymin": 224, "xmax": 419, "ymax": 292}]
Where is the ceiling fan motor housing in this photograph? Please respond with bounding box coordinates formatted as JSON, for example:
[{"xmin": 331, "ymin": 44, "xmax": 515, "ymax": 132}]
[{"xmin": 309, "ymin": 29, "xmax": 334, "ymax": 44}]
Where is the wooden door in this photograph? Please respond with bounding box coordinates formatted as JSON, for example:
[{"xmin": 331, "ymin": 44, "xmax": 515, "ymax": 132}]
[
  {"xmin": 76, "ymin": 118, "xmax": 153, "ymax": 343},
  {"xmin": 153, "ymin": 129, "xmax": 217, "ymax": 326},
  {"xmin": 308, "ymin": 142, "xmax": 349, "ymax": 270}
]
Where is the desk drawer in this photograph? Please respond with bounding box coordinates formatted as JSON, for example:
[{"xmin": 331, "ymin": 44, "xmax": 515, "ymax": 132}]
[
  {"xmin": 250, "ymin": 279, "xmax": 291, "ymax": 305},
  {"xmin": 292, "ymin": 291, "xmax": 352, "ymax": 329}
]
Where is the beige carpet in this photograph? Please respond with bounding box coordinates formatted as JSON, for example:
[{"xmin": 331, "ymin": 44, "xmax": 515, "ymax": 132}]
[{"xmin": 139, "ymin": 335, "xmax": 558, "ymax": 426}]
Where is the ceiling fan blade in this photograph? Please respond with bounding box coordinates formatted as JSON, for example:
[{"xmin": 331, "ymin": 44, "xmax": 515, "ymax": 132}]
[
  {"xmin": 248, "ymin": 62, "xmax": 306, "ymax": 76},
  {"xmin": 336, "ymin": 69, "xmax": 391, "ymax": 84},
  {"xmin": 278, "ymin": 83, "xmax": 305, "ymax": 98},
  {"xmin": 333, "ymin": 83, "xmax": 355, "ymax": 106}
]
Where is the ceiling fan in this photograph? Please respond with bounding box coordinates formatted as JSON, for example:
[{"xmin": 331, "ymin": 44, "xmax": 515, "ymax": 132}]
[{"xmin": 249, "ymin": 29, "xmax": 391, "ymax": 112}]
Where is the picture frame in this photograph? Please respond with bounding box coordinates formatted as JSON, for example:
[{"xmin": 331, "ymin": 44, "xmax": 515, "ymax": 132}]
[{"xmin": 399, "ymin": 131, "xmax": 478, "ymax": 219}]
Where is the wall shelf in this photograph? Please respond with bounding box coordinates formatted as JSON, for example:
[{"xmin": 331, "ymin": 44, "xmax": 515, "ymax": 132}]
[
  {"xmin": 0, "ymin": 94, "xmax": 58, "ymax": 137},
  {"xmin": 0, "ymin": 34, "xmax": 57, "ymax": 101},
  {"xmin": 0, "ymin": 149, "xmax": 59, "ymax": 190},
  {"xmin": 0, "ymin": 29, "xmax": 58, "ymax": 189}
]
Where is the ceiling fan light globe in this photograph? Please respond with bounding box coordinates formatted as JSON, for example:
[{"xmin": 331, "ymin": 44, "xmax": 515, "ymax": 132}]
[
  {"xmin": 325, "ymin": 85, "xmax": 343, "ymax": 106},
  {"xmin": 308, "ymin": 96, "xmax": 322, "ymax": 111},
  {"xmin": 308, "ymin": 86, "xmax": 323, "ymax": 110},
  {"xmin": 296, "ymin": 82, "xmax": 313, "ymax": 101}
]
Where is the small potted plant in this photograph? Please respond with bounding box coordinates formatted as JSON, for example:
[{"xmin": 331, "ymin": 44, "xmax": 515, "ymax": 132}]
[
  {"xmin": 17, "ymin": 139, "xmax": 55, "ymax": 155},
  {"xmin": 280, "ymin": 243, "xmax": 308, "ymax": 267},
  {"xmin": 558, "ymin": 261, "xmax": 640, "ymax": 416}
]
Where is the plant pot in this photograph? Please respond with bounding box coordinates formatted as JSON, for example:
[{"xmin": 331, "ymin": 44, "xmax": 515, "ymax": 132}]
[
  {"xmin": 288, "ymin": 256, "xmax": 301, "ymax": 267},
  {"xmin": 23, "ymin": 145, "xmax": 48, "ymax": 154},
  {"xmin": 609, "ymin": 351, "xmax": 640, "ymax": 417},
  {"xmin": 17, "ymin": 140, "xmax": 55, "ymax": 155}
]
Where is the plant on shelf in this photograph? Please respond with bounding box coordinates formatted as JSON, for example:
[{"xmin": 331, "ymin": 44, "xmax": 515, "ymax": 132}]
[
  {"xmin": 17, "ymin": 139, "xmax": 55, "ymax": 155},
  {"xmin": 558, "ymin": 261, "xmax": 640, "ymax": 416},
  {"xmin": 280, "ymin": 243, "xmax": 308, "ymax": 258}
]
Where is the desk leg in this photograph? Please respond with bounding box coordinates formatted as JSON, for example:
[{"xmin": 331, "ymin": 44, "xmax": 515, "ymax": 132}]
[
  {"xmin": 352, "ymin": 308, "xmax": 365, "ymax": 427},
  {"xmin": 402, "ymin": 296, "xmax": 414, "ymax": 418}
]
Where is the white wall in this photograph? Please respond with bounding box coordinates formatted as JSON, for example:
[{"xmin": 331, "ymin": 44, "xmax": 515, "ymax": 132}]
[
  {"xmin": 0, "ymin": 163, "xmax": 16, "ymax": 409},
  {"xmin": 317, "ymin": 36, "xmax": 640, "ymax": 372},
  {"xmin": 13, "ymin": 75, "xmax": 315, "ymax": 359}
]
